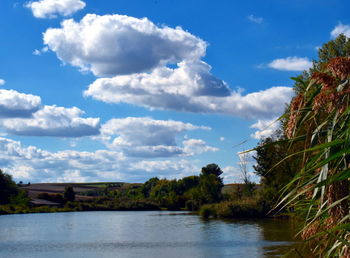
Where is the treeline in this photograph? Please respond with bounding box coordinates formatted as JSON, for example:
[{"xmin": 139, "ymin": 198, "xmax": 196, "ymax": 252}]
[
  {"xmin": 57, "ymin": 163, "xmax": 224, "ymax": 212},
  {"xmin": 0, "ymin": 164, "xmax": 225, "ymax": 214}
]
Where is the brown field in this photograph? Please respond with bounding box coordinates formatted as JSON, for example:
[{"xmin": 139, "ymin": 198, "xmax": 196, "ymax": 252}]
[{"xmin": 19, "ymin": 182, "xmax": 131, "ymax": 201}]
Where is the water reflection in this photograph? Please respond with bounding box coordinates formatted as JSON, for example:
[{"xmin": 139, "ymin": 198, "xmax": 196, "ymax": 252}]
[{"xmin": 0, "ymin": 211, "xmax": 301, "ymax": 258}]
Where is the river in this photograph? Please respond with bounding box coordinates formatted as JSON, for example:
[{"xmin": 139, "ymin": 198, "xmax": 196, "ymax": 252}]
[{"xmin": 0, "ymin": 211, "xmax": 300, "ymax": 258}]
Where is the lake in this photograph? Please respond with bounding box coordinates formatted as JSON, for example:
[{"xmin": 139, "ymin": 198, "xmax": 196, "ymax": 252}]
[{"xmin": 0, "ymin": 211, "xmax": 300, "ymax": 258}]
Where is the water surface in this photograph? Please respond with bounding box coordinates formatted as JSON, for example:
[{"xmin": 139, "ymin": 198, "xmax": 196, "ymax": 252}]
[{"xmin": 0, "ymin": 211, "xmax": 299, "ymax": 258}]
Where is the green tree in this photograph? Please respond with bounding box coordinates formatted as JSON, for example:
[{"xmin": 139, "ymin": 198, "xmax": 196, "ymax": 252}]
[
  {"xmin": 141, "ymin": 177, "xmax": 159, "ymax": 198},
  {"xmin": 253, "ymin": 134, "xmax": 300, "ymax": 208},
  {"xmin": 0, "ymin": 169, "xmax": 19, "ymax": 205},
  {"xmin": 198, "ymin": 164, "xmax": 223, "ymax": 204},
  {"xmin": 178, "ymin": 175, "xmax": 199, "ymax": 194},
  {"xmin": 63, "ymin": 186, "xmax": 75, "ymax": 202}
]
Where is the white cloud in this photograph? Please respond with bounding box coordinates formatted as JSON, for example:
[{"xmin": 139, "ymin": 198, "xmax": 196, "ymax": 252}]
[
  {"xmin": 26, "ymin": 0, "xmax": 86, "ymax": 19},
  {"xmin": 129, "ymin": 159, "xmax": 201, "ymax": 180},
  {"xmin": 247, "ymin": 14, "xmax": 263, "ymax": 24},
  {"xmin": 0, "ymin": 79, "xmax": 5, "ymax": 86},
  {"xmin": 86, "ymin": 73, "xmax": 293, "ymax": 119},
  {"xmin": 0, "ymin": 136, "xmax": 126, "ymax": 182},
  {"xmin": 182, "ymin": 139, "xmax": 218, "ymax": 156},
  {"xmin": 268, "ymin": 57, "xmax": 312, "ymax": 71},
  {"xmin": 221, "ymin": 166, "xmax": 242, "ymax": 183},
  {"xmin": 2, "ymin": 105, "xmax": 100, "ymax": 137},
  {"xmin": 223, "ymin": 165, "xmax": 258, "ymax": 184},
  {"xmin": 0, "ymin": 136, "xmax": 209, "ymax": 182},
  {"xmin": 0, "ymin": 89, "xmax": 41, "ymax": 118},
  {"xmin": 219, "ymin": 137, "xmax": 225, "ymax": 141},
  {"xmin": 43, "ymin": 14, "xmax": 206, "ymax": 76},
  {"xmin": 99, "ymin": 117, "xmax": 214, "ymax": 158},
  {"xmin": 33, "ymin": 46, "xmax": 49, "ymax": 56},
  {"xmin": 43, "ymin": 13, "xmax": 293, "ymax": 119},
  {"xmin": 331, "ymin": 23, "xmax": 350, "ymax": 38},
  {"xmin": 250, "ymin": 117, "xmax": 279, "ymax": 139}
]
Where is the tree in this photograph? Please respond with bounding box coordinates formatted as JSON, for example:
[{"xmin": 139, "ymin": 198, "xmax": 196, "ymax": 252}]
[
  {"xmin": 253, "ymin": 134, "xmax": 300, "ymax": 208},
  {"xmin": 198, "ymin": 164, "xmax": 224, "ymax": 204},
  {"xmin": 141, "ymin": 177, "xmax": 159, "ymax": 198},
  {"xmin": 238, "ymin": 152, "xmax": 255, "ymax": 197},
  {"xmin": 0, "ymin": 169, "xmax": 19, "ymax": 205},
  {"xmin": 63, "ymin": 186, "xmax": 75, "ymax": 202}
]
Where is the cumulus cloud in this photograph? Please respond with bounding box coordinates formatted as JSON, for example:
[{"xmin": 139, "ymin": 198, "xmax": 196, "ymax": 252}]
[
  {"xmin": 182, "ymin": 139, "xmax": 218, "ymax": 156},
  {"xmin": 268, "ymin": 56, "xmax": 312, "ymax": 71},
  {"xmin": 129, "ymin": 159, "xmax": 200, "ymax": 179},
  {"xmin": 0, "ymin": 79, "xmax": 5, "ymax": 86},
  {"xmin": 2, "ymin": 105, "xmax": 100, "ymax": 137},
  {"xmin": 0, "ymin": 89, "xmax": 41, "ymax": 118},
  {"xmin": 43, "ymin": 13, "xmax": 293, "ymax": 119},
  {"xmin": 43, "ymin": 14, "xmax": 206, "ymax": 76},
  {"xmin": 86, "ymin": 72, "xmax": 293, "ymax": 119},
  {"xmin": 26, "ymin": 0, "xmax": 86, "ymax": 19},
  {"xmin": 0, "ymin": 136, "xmax": 126, "ymax": 182},
  {"xmin": 42, "ymin": 13, "xmax": 293, "ymax": 119},
  {"xmin": 99, "ymin": 117, "xmax": 215, "ymax": 158},
  {"xmin": 247, "ymin": 14, "xmax": 263, "ymax": 24},
  {"xmin": 250, "ymin": 117, "xmax": 279, "ymax": 139},
  {"xmin": 331, "ymin": 23, "xmax": 350, "ymax": 38},
  {"xmin": 0, "ymin": 137, "xmax": 208, "ymax": 182}
]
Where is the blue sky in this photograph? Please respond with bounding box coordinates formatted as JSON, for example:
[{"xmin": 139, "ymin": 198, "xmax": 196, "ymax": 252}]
[{"xmin": 0, "ymin": 0, "xmax": 349, "ymax": 183}]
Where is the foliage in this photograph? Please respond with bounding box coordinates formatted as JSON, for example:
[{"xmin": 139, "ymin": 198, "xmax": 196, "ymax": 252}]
[
  {"xmin": 199, "ymin": 199, "xmax": 267, "ymax": 219},
  {"xmin": 63, "ymin": 186, "xmax": 75, "ymax": 202},
  {"xmin": 37, "ymin": 193, "xmax": 64, "ymax": 204},
  {"xmin": 253, "ymin": 134, "xmax": 300, "ymax": 209},
  {"xmin": 0, "ymin": 170, "xmax": 19, "ymax": 205},
  {"xmin": 141, "ymin": 177, "xmax": 159, "ymax": 197},
  {"xmin": 278, "ymin": 37, "xmax": 350, "ymax": 256},
  {"xmin": 198, "ymin": 163, "xmax": 224, "ymax": 204}
]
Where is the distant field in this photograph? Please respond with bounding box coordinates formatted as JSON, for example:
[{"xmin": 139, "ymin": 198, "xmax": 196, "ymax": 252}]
[{"xmin": 19, "ymin": 182, "xmax": 130, "ymax": 200}]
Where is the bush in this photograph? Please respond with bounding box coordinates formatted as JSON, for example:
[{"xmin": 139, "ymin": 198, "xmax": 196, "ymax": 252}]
[{"xmin": 199, "ymin": 199, "xmax": 267, "ymax": 219}]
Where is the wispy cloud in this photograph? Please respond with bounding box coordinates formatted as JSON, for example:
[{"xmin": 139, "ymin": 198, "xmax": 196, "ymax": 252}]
[
  {"xmin": 268, "ymin": 56, "xmax": 312, "ymax": 71},
  {"xmin": 247, "ymin": 14, "xmax": 263, "ymax": 24},
  {"xmin": 331, "ymin": 22, "xmax": 350, "ymax": 38},
  {"xmin": 32, "ymin": 46, "xmax": 48, "ymax": 56}
]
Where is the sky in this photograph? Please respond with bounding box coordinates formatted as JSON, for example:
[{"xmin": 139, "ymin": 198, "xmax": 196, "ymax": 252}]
[{"xmin": 0, "ymin": 0, "xmax": 350, "ymax": 184}]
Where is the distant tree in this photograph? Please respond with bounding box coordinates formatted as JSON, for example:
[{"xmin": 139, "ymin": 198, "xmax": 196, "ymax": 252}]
[
  {"xmin": 63, "ymin": 186, "xmax": 75, "ymax": 202},
  {"xmin": 238, "ymin": 152, "xmax": 255, "ymax": 197},
  {"xmin": 0, "ymin": 169, "xmax": 19, "ymax": 205},
  {"xmin": 141, "ymin": 177, "xmax": 159, "ymax": 198},
  {"xmin": 316, "ymin": 34, "xmax": 350, "ymax": 64},
  {"xmin": 198, "ymin": 164, "xmax": 224, "ymax": 204},
  {"xmin": 178, "ymin": 176, "xmax": 200, "ymax": 194}
]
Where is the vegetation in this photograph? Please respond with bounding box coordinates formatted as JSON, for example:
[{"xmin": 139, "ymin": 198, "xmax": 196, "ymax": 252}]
[
  {"xmin": 63, "ymin": 186, "xmax": 75, "ymax": 202},
  {"xmin": 0, "ymin": 163, "xmax": 227, "ymax": 214},
  {"xmin": 277, "ymin": 35, "xmax": 350, "ymax": 256},
  {"xmin": 243, "ymin": 34, "xmax": 350, "ymax": 256},
  {"xmin": 0, "ymin": 169, "xmax": 19, "ymax": 205}
]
